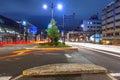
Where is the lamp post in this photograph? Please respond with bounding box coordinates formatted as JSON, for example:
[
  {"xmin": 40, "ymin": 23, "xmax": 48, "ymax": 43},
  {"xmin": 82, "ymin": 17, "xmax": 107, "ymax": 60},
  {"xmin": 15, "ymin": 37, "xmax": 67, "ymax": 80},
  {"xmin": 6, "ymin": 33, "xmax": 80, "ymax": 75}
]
[
  {"xmin": 22, "ymin": 21, "xmax": 27, "ymax": 42},
  {"xmin": 43, "ymin": 3, "xmax": 63, "ymax": 19},
  {"xmin": 63, "ymin": 15, "xmax": 65, "ymax": 44},
  {"xmin": 43, "ymin": 2, "xmax": 63, "ymax": 43}
]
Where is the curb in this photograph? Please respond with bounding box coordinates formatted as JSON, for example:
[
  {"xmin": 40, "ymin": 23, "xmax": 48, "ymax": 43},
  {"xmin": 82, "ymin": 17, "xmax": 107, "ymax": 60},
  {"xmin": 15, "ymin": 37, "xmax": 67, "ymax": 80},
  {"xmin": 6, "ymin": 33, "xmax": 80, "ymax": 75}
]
[
  {"xmin": 22, "ymin": 63, "xmax": 107, "ymax": 76},
  {"xmin": 26, "ymin": 47, "xmax": 78, "ymax": 51}
]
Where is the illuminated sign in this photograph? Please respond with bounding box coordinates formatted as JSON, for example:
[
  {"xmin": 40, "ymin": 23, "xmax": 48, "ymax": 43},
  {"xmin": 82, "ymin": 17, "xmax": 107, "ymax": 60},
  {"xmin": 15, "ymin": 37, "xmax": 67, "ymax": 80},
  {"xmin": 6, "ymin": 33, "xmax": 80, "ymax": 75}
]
[{"xmin": 30, "ymin": 26, "xmax": 37, "ymax": 35}]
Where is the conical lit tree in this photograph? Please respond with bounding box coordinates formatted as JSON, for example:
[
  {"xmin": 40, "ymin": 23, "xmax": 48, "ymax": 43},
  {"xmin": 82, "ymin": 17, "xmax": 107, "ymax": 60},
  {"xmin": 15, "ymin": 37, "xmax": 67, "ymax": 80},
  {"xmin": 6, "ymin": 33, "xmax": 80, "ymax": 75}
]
[{"xmin": 46, "ymin": 18, "xmax": 60, "ymax": 45}]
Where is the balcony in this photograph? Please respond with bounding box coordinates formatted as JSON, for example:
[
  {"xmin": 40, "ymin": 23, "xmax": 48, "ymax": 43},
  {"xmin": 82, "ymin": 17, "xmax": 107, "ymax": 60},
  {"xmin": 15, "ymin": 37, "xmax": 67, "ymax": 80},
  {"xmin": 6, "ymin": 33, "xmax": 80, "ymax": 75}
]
[
  {"xmin": 114, "ymin": 36, "xmax": 120, "ymax": 39},
  {"xmin": 106, "ymin": 23, "xmax": 114, "ymax": 28},
  {"xmin": 115, "ymin": 28, "xmax": 120, "ymax": 32},
  {"xmin": 102, "ymin": 26, "xmax": 106, "ymax": 29},
  {"xmin": 106, "ymin": 29, "xmax": 114, "ymax": 33},
  {"xmin": 115, "ymin": 1, "xmax": 120, "ymax": 8},
  {"xmin": 115, "ymin": 14, "xmax": 120, "ymax": 20},
  {"xmin": 102, "ymin": 31, "xmax": 106, "ymax": 34},
  {"xmin": 115, "ymin": 21, "xmax": 120, "ymax": 26},
  {"xmin": 107, "ymin": 17, "xmax": 114, "ymax": 23},
  {"xmin": 115, "ymin": 7, "xmax": 120, "ymax": 13},
  {"xmin": 102, "ymin": 36, "xmax": 114, "ymax": 39},
  {"xmin": 103, "ymin": 36, "xmax": 120, "ymax": 40}
]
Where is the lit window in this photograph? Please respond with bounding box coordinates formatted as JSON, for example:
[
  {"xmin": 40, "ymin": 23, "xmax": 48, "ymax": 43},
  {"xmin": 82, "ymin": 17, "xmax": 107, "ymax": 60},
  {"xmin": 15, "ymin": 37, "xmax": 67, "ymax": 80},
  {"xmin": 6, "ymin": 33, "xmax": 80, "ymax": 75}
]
[
  {"xmin": 88, "ymin": 22, "xmax": 89, "ymax": 24},
  {"xmin": 90, "ymin": 22, "xmax": 92, "ymax": 24},
  {"xmin": 0, "ymin": 19, "xmax": 4, "ymax": 24}
]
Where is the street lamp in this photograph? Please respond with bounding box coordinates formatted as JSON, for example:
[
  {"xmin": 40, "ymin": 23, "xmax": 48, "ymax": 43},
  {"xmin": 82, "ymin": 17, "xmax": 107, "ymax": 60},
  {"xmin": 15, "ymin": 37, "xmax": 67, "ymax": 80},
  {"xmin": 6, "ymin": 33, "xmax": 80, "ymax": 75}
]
[
  {"xmin": 57, "ymin": 4, "xmax": 63, "ymax": 10},
  {"xmin": 22, "ymin": 21, "xmax": 28, "ymax": 42},
  {"xmin": 43, "ymin": 4, "xmax": 48, "ymax": 10},
  {"xmin": 22, "ymin": 21, "xmax": 26, "ymax": 26},
  {"xmin": 43, "ymin": 2, "xmax": 63, "ymax": 43},
  {"xmin": 43, "ymin": 3, "xmax": 63, "ymax": 18}
]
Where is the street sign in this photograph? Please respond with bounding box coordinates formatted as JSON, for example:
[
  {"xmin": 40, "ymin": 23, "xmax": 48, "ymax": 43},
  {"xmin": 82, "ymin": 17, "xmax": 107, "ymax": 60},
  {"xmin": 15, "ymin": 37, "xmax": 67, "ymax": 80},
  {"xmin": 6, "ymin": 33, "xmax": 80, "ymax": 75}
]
[{"xmin": 30, "ymin": 26, "xmax": 37, "ymax": 35}]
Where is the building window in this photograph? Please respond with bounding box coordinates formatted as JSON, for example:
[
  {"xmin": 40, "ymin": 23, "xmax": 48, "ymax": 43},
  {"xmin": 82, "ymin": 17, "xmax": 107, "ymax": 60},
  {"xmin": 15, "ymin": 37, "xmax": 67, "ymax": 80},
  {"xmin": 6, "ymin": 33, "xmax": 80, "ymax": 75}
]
[
  {"xmin": 90, "ymin": 22, "xmax": 92, "ymax": 24},
  {"xmin": 0, "ymin": 19, "xmax": 4, "ymax": 24},
  {"xmin": 115, "ymin": 32, "xmax": 119, "ymax": 36},
  {"xmin": 87, "ymin": 22, "xmax": 90, "ymax": 24},
  {"xmin": 116, "ymin": 26, "xmax": 120, "ymax": 29}
]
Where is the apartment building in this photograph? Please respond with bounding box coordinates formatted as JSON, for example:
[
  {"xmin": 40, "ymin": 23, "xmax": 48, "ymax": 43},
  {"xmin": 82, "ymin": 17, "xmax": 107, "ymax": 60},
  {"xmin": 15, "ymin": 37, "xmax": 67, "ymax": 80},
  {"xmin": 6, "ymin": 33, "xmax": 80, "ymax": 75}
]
[{"xmin": 102, "ymin": 0, "xmax": 120, "ymax": 45}]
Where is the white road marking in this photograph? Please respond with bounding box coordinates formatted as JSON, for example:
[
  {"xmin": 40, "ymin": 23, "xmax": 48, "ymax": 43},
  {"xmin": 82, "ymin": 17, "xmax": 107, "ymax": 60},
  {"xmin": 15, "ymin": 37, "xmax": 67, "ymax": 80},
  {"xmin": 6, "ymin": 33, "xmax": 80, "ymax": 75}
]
[
  {"xmin": 25, "ymin": 48, "xmax": 29, "ymax": 49},
  {"xmin": 11, "ymin": 75, "xmax": 23, "ymax": 80},
  {"xmin": 83, "ymin": 47, "xmax": 120, "ymax": 58},
  {"xmin": 0, "ymin": 76, "xmax": 12, "ymax": 80},
  {"xmin": 4, "ymin": 59, "xmax": 12, "ymax": 61},
  {"xmin": 110, "ymin": 73, "xmax": 120, "ymax": 77},
  {"xmin": 65, "ymin": 54, "xmax": 72, "ymax": 58},
  {"xmin": 18, "ymin": 52, "xmax": 24, "ymax": 55}
]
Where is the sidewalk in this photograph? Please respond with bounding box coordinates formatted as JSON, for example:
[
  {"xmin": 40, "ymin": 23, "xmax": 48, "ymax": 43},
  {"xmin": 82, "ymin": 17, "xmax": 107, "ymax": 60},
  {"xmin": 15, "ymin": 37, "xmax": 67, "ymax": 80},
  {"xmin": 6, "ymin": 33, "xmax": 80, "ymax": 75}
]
[{"xmin": 66, "ymin": 42, "xmax": 120, "ymax": 53}]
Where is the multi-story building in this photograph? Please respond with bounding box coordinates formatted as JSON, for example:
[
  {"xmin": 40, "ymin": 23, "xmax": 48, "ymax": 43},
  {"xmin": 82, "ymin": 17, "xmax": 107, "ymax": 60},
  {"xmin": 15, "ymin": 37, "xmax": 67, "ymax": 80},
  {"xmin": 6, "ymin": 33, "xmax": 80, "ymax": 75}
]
[
  {"xmin": 0, "ymin": 15, "xmax": 38, "ymax": 43},
  {"xmin": 102, "ymin": 0, "xmax": 120, "ymax": 45},
  {"xmin": 64, "ymin": 13, "xmax": 75, "ymax": 31},
  {"xmin": 0, "ymin": 15, "xmax": 21, "ymax": 42},
  {"xmin": 81, "ymin": 15, "xmax": 102, "ymax": 43},
  {"xmin": 82, "ymin": 20, "xmax": 101, "ymax": 31}
]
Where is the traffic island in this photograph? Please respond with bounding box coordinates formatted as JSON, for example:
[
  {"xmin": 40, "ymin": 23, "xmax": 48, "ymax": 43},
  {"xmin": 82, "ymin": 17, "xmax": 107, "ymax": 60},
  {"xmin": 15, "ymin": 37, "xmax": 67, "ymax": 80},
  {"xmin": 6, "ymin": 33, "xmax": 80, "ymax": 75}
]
[
  {"xmin": 22, "ymin": 63, "xmax": 107, "ymax": 76},
  {"xmin": 27, "ymin": 47, "xmax": 78, "ymax": 52},
  {"xmin": 25, "ymin": 42, "xmax": 78, "ymax": 52},
  {"xmin": 12, "ymin": 63, "xmax": 116, "ymax": 80}
]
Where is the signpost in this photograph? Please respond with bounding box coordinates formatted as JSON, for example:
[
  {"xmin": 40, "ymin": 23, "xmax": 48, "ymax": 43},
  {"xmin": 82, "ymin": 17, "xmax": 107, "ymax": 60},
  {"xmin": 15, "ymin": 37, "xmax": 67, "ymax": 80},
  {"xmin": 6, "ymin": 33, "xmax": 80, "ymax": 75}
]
[
  {"xmin": 30, "ymin": 26, "xmax": 37, "ymax": 35},
  {"xmin": 30, "ymin": 26, "xmax": 37, "ymax": 41}
]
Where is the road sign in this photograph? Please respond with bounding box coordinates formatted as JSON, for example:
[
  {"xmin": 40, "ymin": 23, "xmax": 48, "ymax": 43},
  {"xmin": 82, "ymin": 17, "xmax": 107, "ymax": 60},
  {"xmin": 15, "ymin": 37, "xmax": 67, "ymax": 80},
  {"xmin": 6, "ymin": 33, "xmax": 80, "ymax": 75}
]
[{"xmin": 30, "ymin": 26, "xmax": 37, "ymax": 35}]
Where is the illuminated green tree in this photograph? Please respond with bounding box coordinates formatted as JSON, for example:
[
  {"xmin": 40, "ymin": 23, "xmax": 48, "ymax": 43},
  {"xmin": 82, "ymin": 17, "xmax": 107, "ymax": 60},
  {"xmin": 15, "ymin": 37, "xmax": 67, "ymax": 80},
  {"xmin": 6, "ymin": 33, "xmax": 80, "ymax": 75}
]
[{"xmin": 46, "ymin": 18, "xmax": 60, "ymax": 45}]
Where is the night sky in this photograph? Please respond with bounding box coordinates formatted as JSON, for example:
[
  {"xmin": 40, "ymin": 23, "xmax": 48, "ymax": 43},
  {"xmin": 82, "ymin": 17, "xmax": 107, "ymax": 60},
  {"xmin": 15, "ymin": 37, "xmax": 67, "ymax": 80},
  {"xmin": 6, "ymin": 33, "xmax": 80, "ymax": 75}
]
[{"xmin": 0, "ymin": 0, "xmax": 113, "ymax": 29}]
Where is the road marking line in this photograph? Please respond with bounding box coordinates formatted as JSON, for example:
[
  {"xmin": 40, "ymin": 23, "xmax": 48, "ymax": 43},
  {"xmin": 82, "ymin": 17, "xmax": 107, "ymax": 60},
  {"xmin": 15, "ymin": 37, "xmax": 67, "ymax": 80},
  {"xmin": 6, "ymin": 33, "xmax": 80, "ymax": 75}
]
[
  {"xmin": 107, "ymin": 74, "xmax": 117, "ymax": 80},
  {"xmin": 0, "ymin": 76, "xmax": 12, "ymax": 80},
  {"xmin": 26, "ymin": 48, "xmax": 30, "ymax": 49},
  {"xmin": 82, "ymin": 47, "xmax": 120, "ymax": 58},
  {"xmin": 11, "ymin": 75, "xmax": 23, "ymax": 80},
  {"xmin": 65, "ymin": 54, "xmax": 72, "ymax": 58},
  {"xmin": 110, "ymin": 73, "xmax": 120, "ymax": 77},
  {"xmin": 18, "ymin": 52, "xmax": 24, "ymax": 55}
]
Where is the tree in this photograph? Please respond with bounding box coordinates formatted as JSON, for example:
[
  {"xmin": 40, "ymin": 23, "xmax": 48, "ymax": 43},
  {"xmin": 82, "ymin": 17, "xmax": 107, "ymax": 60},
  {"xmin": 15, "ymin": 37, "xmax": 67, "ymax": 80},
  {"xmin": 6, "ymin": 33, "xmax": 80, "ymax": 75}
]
[{"xmin": 46, "ymin": 18, "xmax": 60, "ymax": 45}]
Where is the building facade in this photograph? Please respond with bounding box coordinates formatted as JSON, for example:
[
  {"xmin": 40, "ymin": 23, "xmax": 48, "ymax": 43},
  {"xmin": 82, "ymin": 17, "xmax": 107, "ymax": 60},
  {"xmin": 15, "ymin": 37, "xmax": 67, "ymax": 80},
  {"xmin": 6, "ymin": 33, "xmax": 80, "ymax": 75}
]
[
  {"xmin": 0, "ymin": 15, "xmax": 21, "ymax": 42},
  {"xmin": 67, "ymin": 31, "xmax": 81, "ymax": 42},
  {"xmin": 81, "ymin": 16, "xmax": 102, "ymax": 43},
  {"xmin": 102, "ymin": 0, "xmax": 120, "ymax": 45}
]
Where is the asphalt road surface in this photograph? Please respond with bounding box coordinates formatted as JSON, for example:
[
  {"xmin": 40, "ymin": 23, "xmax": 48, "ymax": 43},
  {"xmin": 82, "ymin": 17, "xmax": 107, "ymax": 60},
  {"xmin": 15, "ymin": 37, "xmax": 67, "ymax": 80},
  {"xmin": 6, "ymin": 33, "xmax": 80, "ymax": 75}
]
[
  {"xmin": 0, "ymin": 44, "xmax": 35, "ymax": 56},
  {"xmin": 0, "ymin": 44, "xmax": 120, "ymax": 80}
]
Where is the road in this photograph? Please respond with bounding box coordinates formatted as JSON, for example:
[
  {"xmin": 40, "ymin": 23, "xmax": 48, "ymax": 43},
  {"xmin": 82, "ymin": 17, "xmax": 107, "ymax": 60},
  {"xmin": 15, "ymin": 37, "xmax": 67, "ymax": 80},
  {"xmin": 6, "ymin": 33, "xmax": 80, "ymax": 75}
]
[
  {"xmin": 0, "ymin": 44, "xmax": 120, "ymax": 80},
  {"xmin": 0, "ymin": 44, "xmax": 35, "ymax": 56}
]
